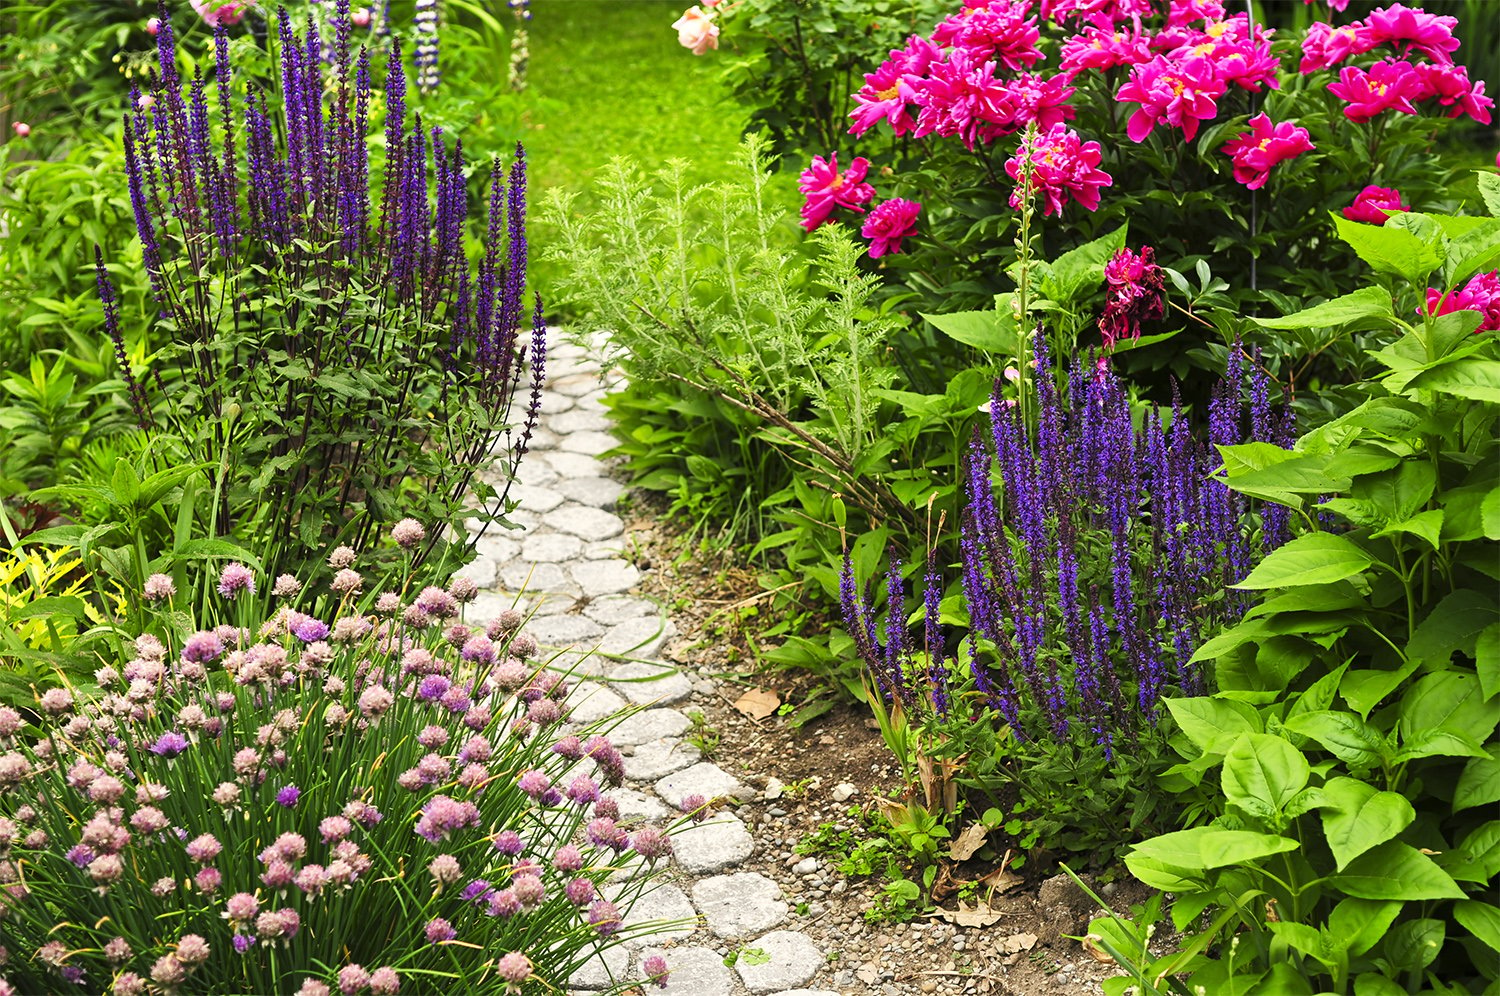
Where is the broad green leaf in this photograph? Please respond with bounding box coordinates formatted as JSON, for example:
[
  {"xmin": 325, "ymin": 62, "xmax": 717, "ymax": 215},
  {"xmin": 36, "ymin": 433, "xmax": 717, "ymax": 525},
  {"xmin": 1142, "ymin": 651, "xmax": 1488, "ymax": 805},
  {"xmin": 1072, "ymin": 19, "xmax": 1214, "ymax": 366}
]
[
  {"xmin": 1454, "ymin": 756, "xmax": 1500, "ymax": 813},
  {"xmin": 1443, "ymin": 821, "xmax": 1500, "ymax": 883},
  {"xmin": 1268, "ymin": 921, "xmax": 1329, "ymax": 963},
  {"xmin": 1217, "ymin": 441, "xmax": 1297, "ymax": 477},
  {"xmin": 1224, "ymin": 456, "xmax": 1349, "ymax": 505},
  {"xmin": 1371, "ymin": 508, "xmax": 1444, "ymax": 549},
  {"xmin": 1320, "ymin": 776, "xmax": 1416, "ymax": 870},
  {"xmin": 1479, "ymin": 623, "xmax": 1500, "ymax": 700},
  {"xmin": 1327, "ymin": 898, "xmax": 1403, "ymax": 958},
  {"xmin": 1340, "ymin": 658, "xmax": 1422, "ymax": 719},
  {"xmin": 1407, "ymin": 357, "xmax": 1500, "ymax": 403},
  {"xmin": 1252, "ymin": 286, "xmax": 1393, "ymax": 330},
  {"xmin": 111, "ymin": 459, "xmax": 141, "ymax": 507},
  {"xmin": 1164, "ymin": 697, "xmax": 1261, "ymax": 754},
  {"xmin": 1354, "ymin": 974, "xmax": 1408, "ymax": 996},
  {"xmin": 1189, "ymin": 617, "xmax": 1271, "ymax": 664},
  {"xmin": 1447, "ymin": 217, "xmax": 1500, "ymax": 285},
  {"xmin": 1283, "ymin": 710, "xmax": 1388, "ymax": 769},
  {"xmin": 1326, "ymin": 398, "xmax": 1428, "ymax": 440},
  {"xmin": 1127, "ymin": 827, "xmax": 1299, "ymax": 875},
  {"xmin": 1288, "ymin": 658, "xmax": 1353, "ymax": 720},
  {"xmin": 1391, "ymin": 728, "xmax": 1491, "ymax": 764},
  {"xmin": 1234, "ymin": 533, "xmax": 1374, "ymax": 590},
  {"xmin": 1479, "ymin": 171, "xmax": 1500, "ymax": 218},
  {"xmin": 1333, "ymin": 214, "xmax": 1443, "ymax": 284},
  {"xmin": 1332, "ymin": 841, "xmax": 1466, "ymax": 900},
  {"xmin": 173, "ymin": 539, "xmax": 263, "ymax": 571},
  {"xmin": 1381, "ymin": 918, "xmax": 1446, "ymax": 973},
  {"xmin": 1323, "ymin": 446, "xmax": 1404, "ymax": 479},
  {"xmin": 1399, "ymin": 671, "xmax": 1499, "ymax": 746},
  {"xmin": 1246, "ymin": 583, "xmax": 1365, "ymax": 620},
  {"xmin": 1486, "ymin": 488, "xmax": 1500, "ymax": 541},
  {"xmin": 1042, "ymin": 225, "xmax": 1126, "ymax": 305},
  {"xmin": 1455, "ymin": 901, "xmax": 1500, "ymax": 955},
  {"xmin": 1123, "ymin": 853, "xmax": 1206, "ymax": 892},
  {"xmin": 1222, "ymin": 733, "xmax": 1309, "ymax": 814},
  {"xmin": 923, "ymin": 308, "xmax": 1016, "ymax": 353}
]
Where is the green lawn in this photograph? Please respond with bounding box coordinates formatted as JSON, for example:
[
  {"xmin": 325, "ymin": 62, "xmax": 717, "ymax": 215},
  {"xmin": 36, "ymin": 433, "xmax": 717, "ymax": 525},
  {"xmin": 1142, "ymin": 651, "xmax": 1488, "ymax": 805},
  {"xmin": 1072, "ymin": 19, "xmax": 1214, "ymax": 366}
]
[{"xmin": 486, "ymin": 0, "xmax": 756, "ymax": 309}]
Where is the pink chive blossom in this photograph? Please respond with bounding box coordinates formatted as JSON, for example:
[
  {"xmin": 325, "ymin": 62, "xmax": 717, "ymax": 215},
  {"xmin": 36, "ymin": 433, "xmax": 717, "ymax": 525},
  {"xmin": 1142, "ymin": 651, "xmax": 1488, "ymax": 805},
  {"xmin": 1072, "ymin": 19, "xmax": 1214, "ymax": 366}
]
[
  {"xmin": 143, "ymin": 573, "xmax": 177, "ymax": 602},
  {"xmin": 369, "ymin": 967, "xmax": 399, "ymax": 994},
  {"xmin": 1220, "ymin": 113, "xmax": 1314, "ymax": 190},
  {"xmin": 38, "ymin": 687, "xmax": 74, "ymax": 714},
  {"xmin": 1343, "ymin": 185, "xmax": 1409, "ymax": 224},
  {"xmin": 487, "ymin": 888, "xmax": 521, "ymax": 918},
  {"xmin": 861, "ymin": 199, "xmax": 922, "ymax": 258},
  {"xmin": 1115, "ymin": 55, "xmax": 1226, "ymax": 142},
  {"xmin": 1005, "ymin": 124, "xmax": 1112, "ymax": 216},
  {"xmin": 643, "ymin": 954, "xmax": 670, "ymax": 989},
  {"xmin": 1423, "ymin": 271, "xmax": 1500, "ymax": 332},
  {"xmin": 1358, "ymin": 3, "xmax": 1460, "ymax": 64},
  {"xmin": 588, "ymin": 899, "xmax": 623, "ymax": 935},
  {"xmin": 429, "ymin": 854, "xmax": 463, "ymax": 885},
  {"xmin": 271, "ymin": 573, "xmax": 301, "ymax": 596},
  {"xmin": 1099, "ymin": 246, "xmax": 1166, "ymax": 347},
  {"xmin": 426, "ymin": 917, "xmax": 456, "ymax": 943},
  {"xmin": 415, "ymin": 795, "xmax": 481, "ymax": 842},
  {"xmin": 497, "ymin": 952, "xmax": 532, "ymax": 984},
  {"xmin": 218, "ymin": 562, "xmax": 255, "ymax": 599},
  {"xmin": 1327, "ymin": 60, "xmax": 1422, "ymax": 121},
  {"xmin": 798, "ymin": 154, "xmax": 875, "ymax": 232},
  {"xmin": 186, "ymin": 834, "xmax": 222, "ymax": 862},
  {"xmin": 390, "ymin": 518, "xmax": 426, "ymax": 548},
  {"xmin": 337, "ymin": 964, "xmax": 371, "ymax": 995}
]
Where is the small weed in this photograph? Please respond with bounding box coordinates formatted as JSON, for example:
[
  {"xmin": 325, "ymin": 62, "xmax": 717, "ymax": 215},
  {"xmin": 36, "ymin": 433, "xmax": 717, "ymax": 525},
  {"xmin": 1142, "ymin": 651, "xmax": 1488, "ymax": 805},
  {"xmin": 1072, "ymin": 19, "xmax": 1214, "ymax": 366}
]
[
  {"xmin": 684, "ymin": 710, "xmax": 720, "ymax": 759},
  {"xmin": 723, "ymin": 946, "xmax": 769, "ymax": 969}
]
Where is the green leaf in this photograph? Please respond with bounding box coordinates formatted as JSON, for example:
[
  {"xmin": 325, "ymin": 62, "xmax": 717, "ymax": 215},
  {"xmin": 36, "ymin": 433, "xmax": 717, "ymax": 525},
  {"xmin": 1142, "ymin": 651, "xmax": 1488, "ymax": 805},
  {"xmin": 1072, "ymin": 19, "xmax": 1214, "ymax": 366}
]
[
  {"xmin": 1455, "ymin": 901, "xmax": 1500, "ymax": 955},
  {"xmin": 1283, "ymin": 711, "xmax": 1388, "ymax": 769},
  {"xmin": 1164, "ymin": 696, "xmax": 1261, "ymax": 754},
  {"xmin": 1486, "ymin": 489, "xmax": 1500, "ymax": 541},
  {"xmin": 1399, "ymin": 671, "xmax": 1499, "ymax": 746},
  {"xmin": 1406, "ymin": 588, "xmax": 1498, "ymax": 668},
  {"xmin": 923, "ymin": 308, "xmax": 1016, "ymax": 353},
  {"xmin": 1222, "ymin": 733, "xmax": 1309, "ymax": 815},
  {"xmin": 1407, "ymin": 357, "xmax": 1500, "ymax": 403},
  {"xmin": 111, "ymin": 459, "xmax": 140, "ymax": 507},
  {"xmin": 1479, "ymin": 171, "xmax": 1500, "ymax": 218},
  {"xmin": 172, "ymin": 539, "xmax": 262, "ymax": 571},
  {"xmin": 1041, "ymin": 225, "xmax": 1126, "ymax": 305},
  {"xmin": 1333, "ymin": 213, "xmax": 1443, "ymax": 285},
  {"xmin": 1127, "ymin": 827, "xmax": 1299, "ymax": 875},
  {"xmin": 1370, "ymin": 508, "xmax": 1444, "ymax": 549},
  {"xmin": 1332, "ymin": 841, "xmax": 1466, "ymax": 900},
  {"xmin": 1443, "ymin": 821, "xmax": 1500, "ymax": 883},
  {"xmin": 1479, "ymin": 623, "xmax": 1500, "ymax": 700},
  {"xmin": 1320, "ymin": 776, "xmax": 1416, "ymax": 871},
  {"xmin": 1381, "ymin": 918, "xmax": 1446, "ymax": 973},
  {"xmin": 1234, "ymin": 533, "xmax": 1375, "ymax": 590},
  {"xmin": 1327, "ymin": 898, "xmax": 1403, "ymax": 958},
  {"xmin": 1252, "ymin": 286, "xmax": 1393, "ymax": 330},
  {"xmin": 1224, "ymin": 456, "xmax": 1349, "ymax": 505},
  {"xmin": 1454, "ymin": 756, "xmax": 1500, "ymax": 813},
  {"xmin": 1340, "ymin": 658, "xmax": 1422, "ymax": 719},
  {"xmin": 1354, "ymin": 974, "xmax": 1409, "ymax": 996},
  {"xmin": 1391, "ymin": 728, "xmax": 1490, "ymax": 765}
]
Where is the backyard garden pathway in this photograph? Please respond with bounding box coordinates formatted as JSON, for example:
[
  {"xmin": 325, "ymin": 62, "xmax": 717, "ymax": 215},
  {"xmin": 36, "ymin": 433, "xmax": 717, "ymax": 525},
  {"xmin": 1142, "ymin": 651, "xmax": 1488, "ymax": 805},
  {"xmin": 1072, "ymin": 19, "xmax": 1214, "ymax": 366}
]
[{"xmin": 458, "ymin": 335, "xmax": 840, "ymax": 996}]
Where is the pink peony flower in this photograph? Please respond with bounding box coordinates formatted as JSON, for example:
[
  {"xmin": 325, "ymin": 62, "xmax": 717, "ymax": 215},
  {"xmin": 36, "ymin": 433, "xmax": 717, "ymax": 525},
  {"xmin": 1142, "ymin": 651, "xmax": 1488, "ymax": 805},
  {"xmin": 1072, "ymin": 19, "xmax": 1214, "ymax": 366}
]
[
  {"xmin": 1115, "ymin": 55, "xmax": 1227, "ymax": 142},
  {"xmin": 1302, "ymin": 0, "xmax": 1350, "ymax": 9},
  {"xmin": 1422, "ymin": 271, "xmax": 1500, "ymax": 332},
  {"xmin": 912, "ymin": 47, "xmax": 1013, "ymax": 149},
  {"xmin": 1041, "ymin": 0, "xmax": 1155, "ymax": 31},
  {"xmin": 191, "ymin": 0, "xmax": 254, "ymax": 27},
  {"xmin": 1358, "ymin": 3, "xmax": 1460, "ymax": 64},
  {"xmin": 861, "ymin": 199, "xmax": 922, "ymax": 258},
  {"xmin": 1327, "ymin": 60, "xmax": 1421, "ymax": 121},
  {"xmin": 1299, "ymin": 20, "xmax": 1372, "ymax": 74},
  {"xmin": 848, "ymin": 37, "xmax": 943, "ymax": 138},
  {"xmin": 931, "ymin": 1, "xmax": 1044, "ymax": 73},
  {"xmin": 1410, "ymin": 62, "xmax": 1493, "ymax": 124},
  {"xmin": 671, "ymin": 6, "xmax": 719, "ymax": 56},
  {"xmin": 1175, "ymin": 21, "xmax": 1279, "ymax": 93},
  {"xmin": 1342, "ymin": 185, "xmax": 1409, "ymax": 224},
  {"xmin": 1221, "ymin": 113, "xmax": 1313, "ymax": 190},
  {"xmin": 797, "ymin": 154, "xmax": 875, "ymax": 232},
  {"xmin": 1059, "ymin": 27, "xmax": 1153, "ymax": 75},
  {"xmin": 1099, "ymin": 246, "xmax": 1165, "ymax": 346},
  {"xmin": 1005, "ymin": 124, "xmax": 1112, "ymax": 216}
]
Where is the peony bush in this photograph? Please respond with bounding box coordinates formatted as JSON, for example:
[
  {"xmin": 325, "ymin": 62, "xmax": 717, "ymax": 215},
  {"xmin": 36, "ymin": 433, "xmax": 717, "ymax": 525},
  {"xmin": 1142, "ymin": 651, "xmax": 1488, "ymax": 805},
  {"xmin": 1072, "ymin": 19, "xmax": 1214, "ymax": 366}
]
[{"xmin": 0, "ymin": 529, "xmax": 689, "ymax": 995}]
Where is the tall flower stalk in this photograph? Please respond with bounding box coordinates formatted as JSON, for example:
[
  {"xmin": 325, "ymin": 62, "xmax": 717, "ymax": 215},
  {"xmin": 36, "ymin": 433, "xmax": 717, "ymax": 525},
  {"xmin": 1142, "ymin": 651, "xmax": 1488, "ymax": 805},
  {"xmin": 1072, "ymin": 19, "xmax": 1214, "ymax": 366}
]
[{"xmin": 102, "ymin": 1, "xmax": 542, "ymax": 580}]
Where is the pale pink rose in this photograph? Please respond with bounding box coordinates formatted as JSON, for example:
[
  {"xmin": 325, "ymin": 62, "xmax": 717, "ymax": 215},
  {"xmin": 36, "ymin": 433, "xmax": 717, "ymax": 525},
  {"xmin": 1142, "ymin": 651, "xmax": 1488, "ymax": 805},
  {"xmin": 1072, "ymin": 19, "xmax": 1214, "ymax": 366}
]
[
  {"xmin": 352, "ymin": 8, "xmax": 372, "ymax": 28},
  {"xmin": 672, "ymin": 6, "xmax": 719, "ymax": 56},
  {"xmin": 11, "ymin": 122, "xmax": 30, "ymax": 138}
]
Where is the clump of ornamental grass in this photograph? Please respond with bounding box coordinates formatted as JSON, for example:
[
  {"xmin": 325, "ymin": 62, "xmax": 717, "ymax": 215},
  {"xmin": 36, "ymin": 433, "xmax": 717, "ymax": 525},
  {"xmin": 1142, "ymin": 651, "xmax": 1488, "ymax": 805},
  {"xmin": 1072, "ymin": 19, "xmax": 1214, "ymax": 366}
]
[
  {"xmin": 841, "ymin": 332, "xmax": 1291, "ymax": 856},
  {"xmin": 100, "ymin": 1, "xmax": 543, "ymax": 584},
  {"xmin": 0, "ymin": 524, "xmax": 688, "ymax": 995}
]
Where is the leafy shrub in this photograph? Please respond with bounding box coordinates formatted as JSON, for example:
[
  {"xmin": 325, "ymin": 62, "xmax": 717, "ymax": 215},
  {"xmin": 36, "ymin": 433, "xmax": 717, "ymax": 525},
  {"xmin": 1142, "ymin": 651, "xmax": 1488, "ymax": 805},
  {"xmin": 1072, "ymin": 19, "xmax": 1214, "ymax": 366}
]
[
  {"xmin": 0, "ymin": 535, "xmax": 686, "ymax": 994},
  {"xmin": 1088, "ymin": 199, "xmax": 1500, "ymax": 994},
  {"xmin": 840, "ymin": 329, "xmax": 1290, "ymax": 860},
  {"xmin": 99, "ymin": 9, "xmax": 543, "ymax": 584}
]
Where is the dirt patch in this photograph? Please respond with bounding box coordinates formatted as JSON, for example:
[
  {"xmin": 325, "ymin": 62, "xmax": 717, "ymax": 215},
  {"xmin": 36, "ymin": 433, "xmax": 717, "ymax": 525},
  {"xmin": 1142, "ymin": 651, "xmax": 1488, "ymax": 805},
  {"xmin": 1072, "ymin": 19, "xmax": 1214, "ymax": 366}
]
[{"xmin": 619, "ymin": 492, "xmax": 1158, "ymax": 996}]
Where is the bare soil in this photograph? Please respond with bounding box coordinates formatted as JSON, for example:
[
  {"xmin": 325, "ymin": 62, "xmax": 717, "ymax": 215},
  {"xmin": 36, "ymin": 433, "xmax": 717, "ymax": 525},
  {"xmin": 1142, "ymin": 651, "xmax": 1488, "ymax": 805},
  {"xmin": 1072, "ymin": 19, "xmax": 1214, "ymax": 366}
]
[{"xmin": 618, "ymin": 492, "xmax": 1158, "ymax": 996}]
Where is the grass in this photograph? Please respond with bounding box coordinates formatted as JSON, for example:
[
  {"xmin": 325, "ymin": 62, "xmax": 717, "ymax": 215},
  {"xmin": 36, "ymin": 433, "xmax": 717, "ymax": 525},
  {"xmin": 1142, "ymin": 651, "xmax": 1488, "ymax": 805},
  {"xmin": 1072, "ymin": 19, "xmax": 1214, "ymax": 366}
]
[{"xmin": 442, "ymin": 0, "xmax": 760, "ymax": 312}]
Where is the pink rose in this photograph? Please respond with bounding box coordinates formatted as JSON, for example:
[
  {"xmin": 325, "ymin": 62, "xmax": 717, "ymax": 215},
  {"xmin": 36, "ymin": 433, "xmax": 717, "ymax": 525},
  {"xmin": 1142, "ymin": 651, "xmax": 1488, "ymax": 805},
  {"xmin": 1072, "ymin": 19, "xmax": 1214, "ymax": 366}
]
[
  {"xmin": 190, "ymin": 0, "xmax": 254, "ymax": 27},
  {"xmin": 11, "ymin": 122, "xmax": 30, "ymax": 138},
  {"xmin": 671, "ymin": 7, "xmax": 719, "ymax": 56},
  {"xmin": 861, "ymin": 199, "xmax": 922, "ymax": 258},
  {"xmin": 1342, "ymin": 185, "xmax": 1409, "ymax": 225}
]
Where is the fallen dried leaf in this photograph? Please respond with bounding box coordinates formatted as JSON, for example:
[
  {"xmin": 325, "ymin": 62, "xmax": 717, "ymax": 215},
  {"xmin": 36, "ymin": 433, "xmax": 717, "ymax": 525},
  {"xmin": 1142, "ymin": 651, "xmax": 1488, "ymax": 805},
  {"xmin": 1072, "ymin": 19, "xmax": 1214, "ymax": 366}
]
[
  {"xmin": 948, "ymin": 823, "xmax": 990, "ymax": 862},
  {"xmin": 977, "ymin": 865, "xmax": 1024, "ymax": 895},
  {"xmin": 1082, "ymin": 935, "xmax": 1116, "ymax": 965},
  {"xmin": 733, "ymin": 687, "xmax": 780, "ymax": 720},
  {"xmin": 998, "ymin": 932, "xmax": 1038, "ymax": 954},
  {"xmin": 930, "ymin": 901, "xmax": 1009, "ymax": 928}
]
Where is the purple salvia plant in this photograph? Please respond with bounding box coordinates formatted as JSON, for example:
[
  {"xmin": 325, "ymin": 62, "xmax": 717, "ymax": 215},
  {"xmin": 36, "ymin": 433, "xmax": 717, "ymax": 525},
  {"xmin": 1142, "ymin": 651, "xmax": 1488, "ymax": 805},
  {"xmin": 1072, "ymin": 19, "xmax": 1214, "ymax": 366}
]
[
  {"xmin": 842, "ymin": 330, "xmax": 1291, "ymax": 753},
  {"xmin": 96, "ymin": 4, "xmax": 542, "ymax": 578}
]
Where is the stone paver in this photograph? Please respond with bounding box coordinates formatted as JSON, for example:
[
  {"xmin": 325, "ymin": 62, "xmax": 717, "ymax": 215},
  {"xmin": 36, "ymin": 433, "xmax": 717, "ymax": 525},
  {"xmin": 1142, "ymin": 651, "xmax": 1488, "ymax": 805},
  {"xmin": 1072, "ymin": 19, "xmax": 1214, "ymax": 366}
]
[
  {"xmin": 734, "ymin": 932, "xmax": 824, "ymax": 994},
  {"xmin": 636, "ymin": 946, "xmax": 735, "ymax": 996},
  {"xmin": 610, "ymin": 660, "xmax": 693, "ymax": 705},
  {"xmin": 655, "ymin": 762, "xmax": 752, "ymax": 807},
  {"xmin": 693, "ymin": 872, "xmax": 788, "ymax": 940},
  {"xmin": 471, "ymin": 332, "xmax": 833, "ymax": 996},
  {"xmin": 672, "ymin": 814, "xmax": 755, "ymax": 874}
]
